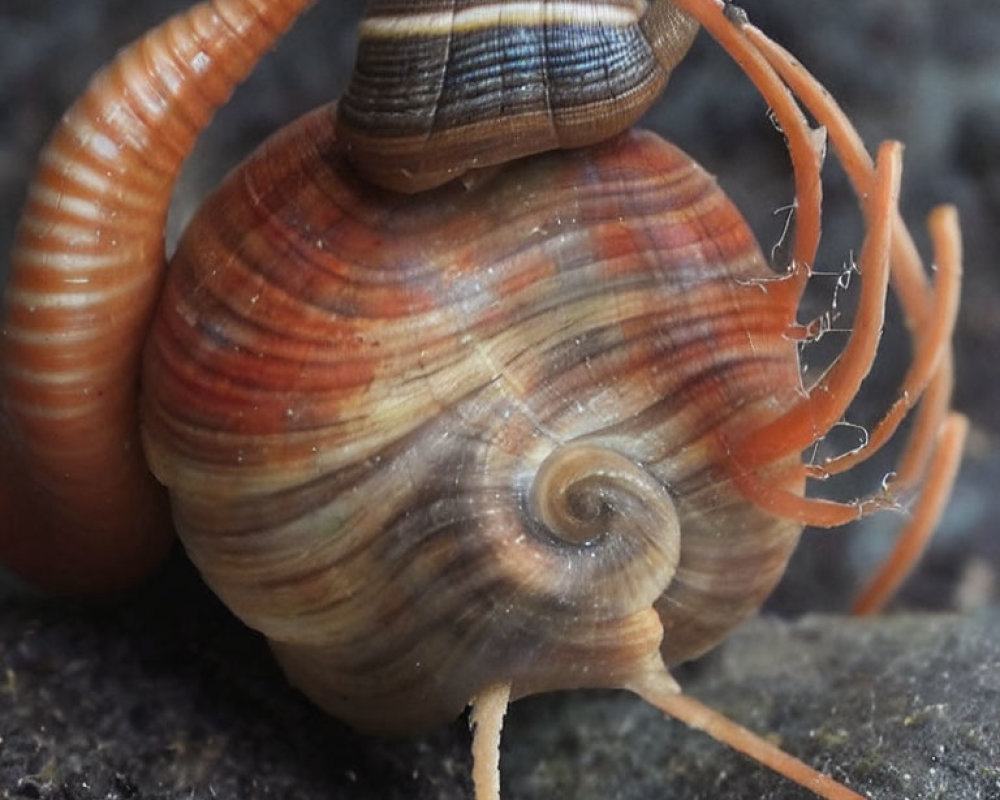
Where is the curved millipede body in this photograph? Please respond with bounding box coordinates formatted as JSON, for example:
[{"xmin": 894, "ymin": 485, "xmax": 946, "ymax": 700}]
[
  {"xmin": 0, "ymin": 0, "xmax": 317, "ymax": 592},
  {"xmin": 0, "ymin": 1, "xmax": 968, "ymax": 799}
]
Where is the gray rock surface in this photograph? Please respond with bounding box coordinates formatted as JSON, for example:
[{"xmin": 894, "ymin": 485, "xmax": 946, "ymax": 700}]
[
  {"xmin": 1, "ymin": 1, "xmax": 998, "ymax": 799},
  {"xmin": 1, "ymin": 565, "xmax": 998, "ymax": 800}
]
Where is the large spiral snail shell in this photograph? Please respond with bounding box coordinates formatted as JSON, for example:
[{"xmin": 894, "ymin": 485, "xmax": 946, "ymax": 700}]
[{"xmin": 141, "ymin": 110, "xmax": 803, "ymax": 731}]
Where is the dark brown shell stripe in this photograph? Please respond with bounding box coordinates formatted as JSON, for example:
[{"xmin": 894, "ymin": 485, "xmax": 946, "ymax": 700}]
[
  {"xmin": 337, "ymin": 0, "xmax": 699, "ymax": 191},
  {"xmin": 141, "ymin": 109, "xmax": 803, "ymax": 734}
]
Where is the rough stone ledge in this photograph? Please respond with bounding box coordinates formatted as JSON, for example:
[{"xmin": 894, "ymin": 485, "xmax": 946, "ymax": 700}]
[{"xmin": 1, "ymin": 564, "xmax": 997, "ymax": 800}]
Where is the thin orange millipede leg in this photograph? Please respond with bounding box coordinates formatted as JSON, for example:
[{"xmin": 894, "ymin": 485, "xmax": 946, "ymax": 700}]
[
  {"xmin": 726, "ymin": 209, "xmax": 962, "ymax": 528},
  {"xmin": 895, "ymin": 359, "xmax": 955, "ymax": 488},
  {"xmin": 674, "ymin": 0, "xmax": 910, "ymax": 474},
  {"xmin": 815, "ymin": 200, "xmax": 962, "ymax": 478},
  {"xmin": 671, "ymin": 0, "xmax": 824, "ymax": 317},
  {"xmin": 470, "ymin": 682, "xmax": 512, "ymax": 800},
  {"xmin": 726, "ymin": 141, "xmax": 900, "ymax": 527},
  {"xmin": 726, "ymin": 156, "xmax": 894, "ymax": 468},
  {"xmin": 672, "ymin": 2, "xmax": 964, "ymax": 537},
  {"xmin": 749, "ymin": 29, "xmax": 960, "ymax": 479},
  {"xmin": 852, "ymin": 411, "xmax": 968, "ymax": 615},
  {"xmin": 638, "ymin": 679, "xmax": 867, "ymax": 800},
  {"xmin": 745, "ymin": 25, "xmax": 935, "ymax": 323},
  {"xmin": 0, "ymin": 0, "xmax": 316, "ymax": 592},
  {"xmin": 735, "ymin": 19, "xmax": 968, "ymax": 611},
  {"xmin": 690, "ymin": 7, "xmax": 955, "ymax": 474}
]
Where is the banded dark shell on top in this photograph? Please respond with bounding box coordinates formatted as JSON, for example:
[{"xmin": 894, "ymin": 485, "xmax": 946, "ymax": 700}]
[
  {"xmin": 140, "ymin": 105, "xmax": 804, "ymax": 735},
  {"xmin": 338, "ymin": 0, "xmax": 699, "ymax": 191}
]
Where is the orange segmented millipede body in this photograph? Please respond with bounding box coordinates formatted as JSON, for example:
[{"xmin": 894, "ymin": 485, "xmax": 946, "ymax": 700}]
[
  {"xmin": 1, "ymin": 0, "xmax": 318, "ymax": 591},
  {"xmin": 0, "ymin": 1, "xmax": 967, "ymax": 799}
]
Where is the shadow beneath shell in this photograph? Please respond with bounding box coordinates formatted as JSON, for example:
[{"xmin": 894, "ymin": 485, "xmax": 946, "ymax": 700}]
[{"xmin": 0, "ymin": 550, "xmax": 477, "ymax": 800}]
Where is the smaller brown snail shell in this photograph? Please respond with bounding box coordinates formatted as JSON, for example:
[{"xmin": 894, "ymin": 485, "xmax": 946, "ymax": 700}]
[
  {"xmin": 140, "ymin": 107, "xmax": 805, "ymax": 733},
  {"xmin": 337, "ymin": 0, "xmax": 699, "ymax": 192}
]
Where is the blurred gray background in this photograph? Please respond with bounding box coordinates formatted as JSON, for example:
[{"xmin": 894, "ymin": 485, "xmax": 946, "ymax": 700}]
[{"xmin": 0, "ymin": 1, "xmax": 998, "ymax": 798}]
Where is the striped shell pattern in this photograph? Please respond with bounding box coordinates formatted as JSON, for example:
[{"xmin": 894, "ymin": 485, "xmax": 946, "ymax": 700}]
[
  {"xmin": 140, "ymin": 109, "xmax": 805, "ymax": 732},
  {"xmin": 338, "ymin": 0, "xmax": 699, "ymax": 190}
]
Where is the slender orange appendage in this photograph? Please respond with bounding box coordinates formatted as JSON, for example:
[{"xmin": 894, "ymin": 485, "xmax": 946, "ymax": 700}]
[
  {"xmin": 819, "ymin": 205, "xmax": 962, "ymax": 478},
  {"xmin": 696, "ymin": 12, "xmax": 959, "ymax": 480},
  {"xmin": 673, "ymin": 1, "xmax": 920, "ymax": 476},
  {"xmin": 712, "ymin": 183, "xmax": 960, "ymax": 542},
  {"xmin": 469, "ymin": 682, "xmax": 512, "ymax": 800},
  {"xmin": 895, "ymin": 361, "xmax": 954, "ymax": 488},
  {"xmin": 672, "ymin": 0, "xmax": 823, "ymax": 313},
  {"xmin": 726, "ymin": 141, "xmax": 899, "ymax": 526},
  {"xmin": 726, "ymin": 19, "xmax": 968, "ymax": 617},
  {"xmin": 736, "ymin": 345, "xmax": 956, "ymax": 531},
  {"xmin": 749, "ymin": 30, "xmax": 960, "ymax": 480},
  {"xmin": 640, "ymin": 681, "xmax": 867, "ymax": 800},
  {"xmin": 674, "ymin": 3, "xmax": 964, "ymax": 541},
  {"xmin": 0, "ymin": 0, "xmax": 315, "ymax": 592},
  {"xmin": 745, "ymin": 25, "xmax": 934, "ymax": 324},
  {"xmin": 640, "ymin": 5, "xmax": 963, "ymax": 799},
  {"xmin": 728, "ymin": 143, "xmax": 896, "ymax": 470},
  {"xmin": 852, "ymin": 412, "xmax": 968, "ymax": 615}
]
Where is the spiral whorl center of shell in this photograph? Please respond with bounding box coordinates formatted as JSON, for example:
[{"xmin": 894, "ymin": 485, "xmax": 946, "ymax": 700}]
[{"xmin": 529, "ymin": 444, "xmax": 680, "ymax": 603}]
